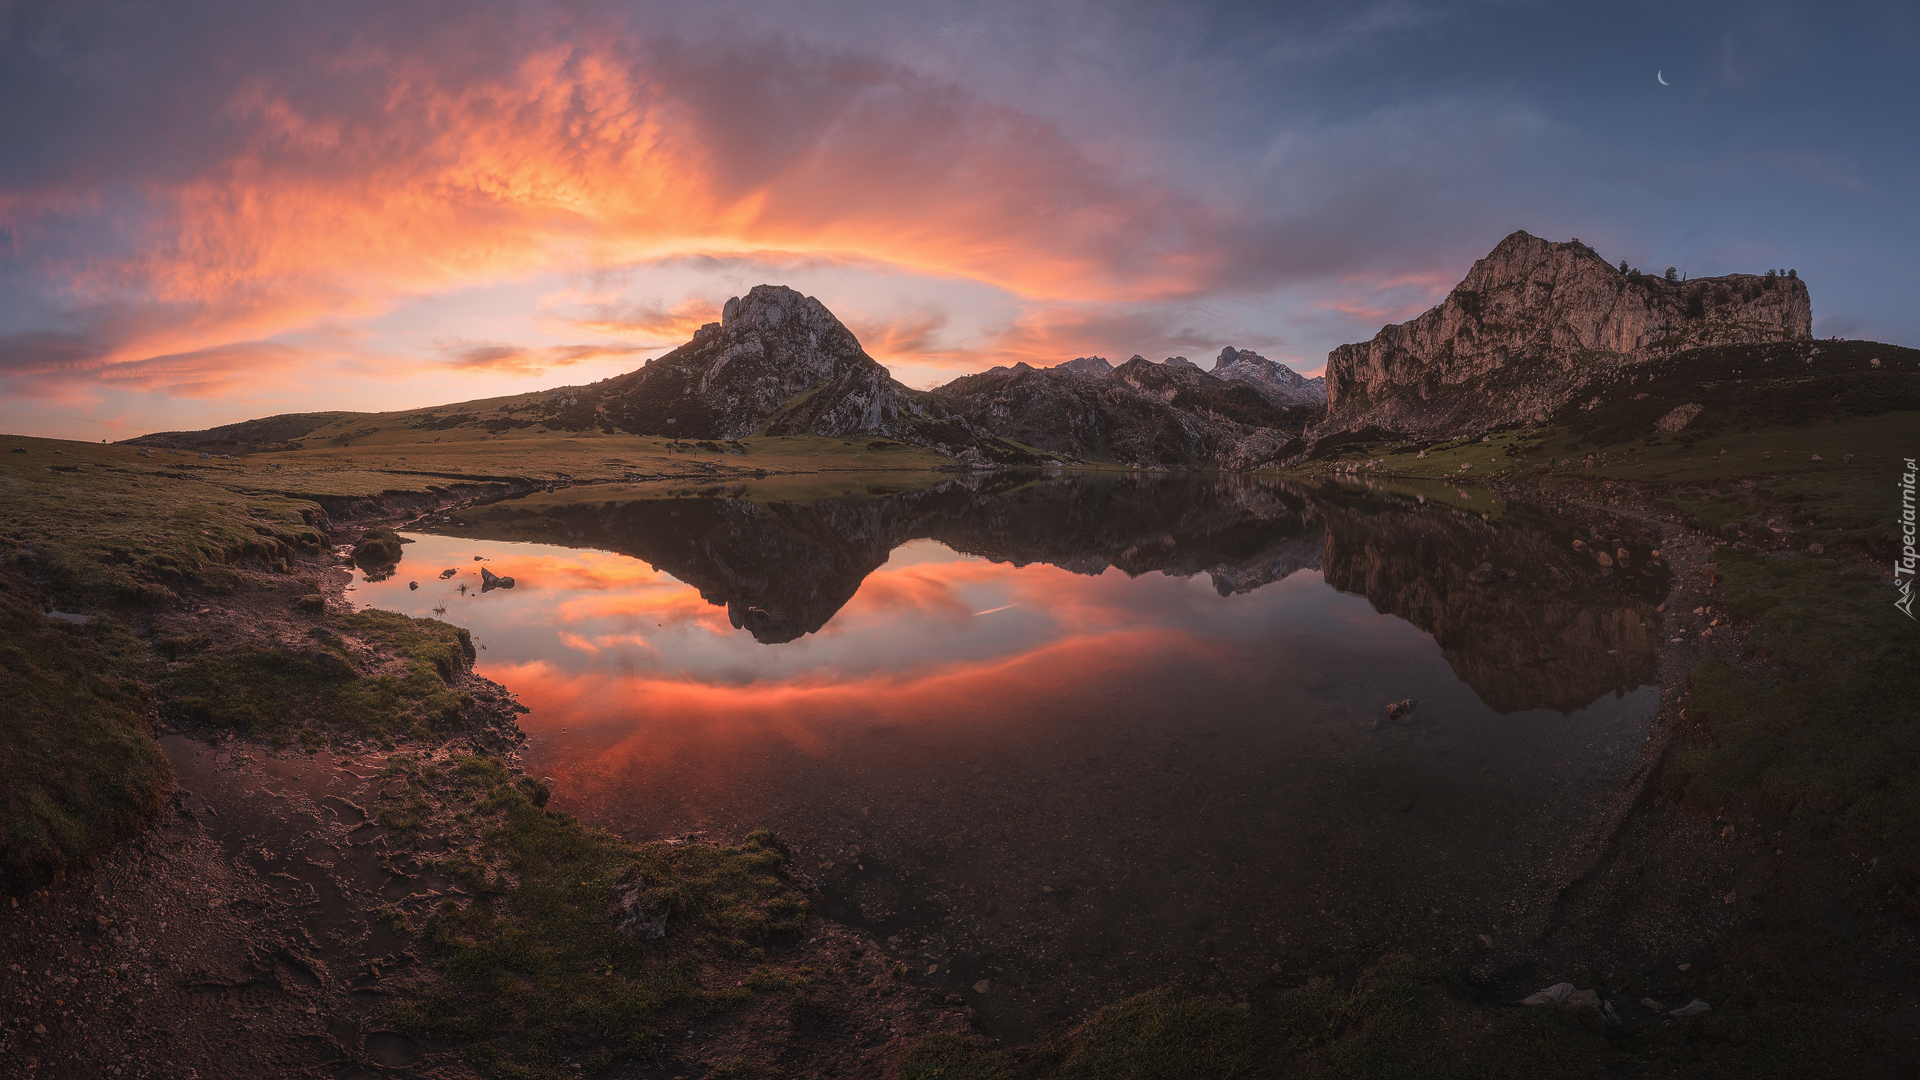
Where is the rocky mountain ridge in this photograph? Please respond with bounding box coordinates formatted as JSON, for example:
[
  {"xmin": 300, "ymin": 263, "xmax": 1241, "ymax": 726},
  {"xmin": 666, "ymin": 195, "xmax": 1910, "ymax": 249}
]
[
  {"xmin": 930, "ymin": 355, "xmax": 1313, "ymax": 469},
  {"xmin": 1320, "ymin": 231, "xmax": 1812, "ymax": 438},
  {"xmin": 1212, "ymin": 347, "xmax": 1328, "ymax": 407}
]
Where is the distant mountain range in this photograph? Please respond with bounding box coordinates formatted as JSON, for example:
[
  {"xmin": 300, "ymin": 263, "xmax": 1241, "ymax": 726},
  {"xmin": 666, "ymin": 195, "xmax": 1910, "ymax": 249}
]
[{"xmin": 132, "ymin": 232, "xmax": 1851, "ymax": 468}]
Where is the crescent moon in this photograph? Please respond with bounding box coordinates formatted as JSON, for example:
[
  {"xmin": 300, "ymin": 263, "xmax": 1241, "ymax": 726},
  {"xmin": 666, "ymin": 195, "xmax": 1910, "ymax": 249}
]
[{"xmin": 1657, "ymin": 70, "xmax": 1669, "ymax": 85}]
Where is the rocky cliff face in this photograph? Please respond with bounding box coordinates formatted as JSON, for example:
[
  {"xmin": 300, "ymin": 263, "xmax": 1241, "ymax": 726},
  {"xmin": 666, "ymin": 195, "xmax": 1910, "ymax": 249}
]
[
  {"xmin": 932, "ymin": 358, "xmax": 1312, "ymax": 470},
  {"xmin": 1053, "ymin": 356, "xmax": 1114, "ymax": 378},
  {"xmin": 1322, "ymin": 231, "xmax": 1813, "ymax": 437},
  {"xmin": 1211, "ymin": 347, "xmax": 1327, "ymax": 407},
  {"xmin": 591, "ymin": 285, "xmax": 928, "ymax": 440}
]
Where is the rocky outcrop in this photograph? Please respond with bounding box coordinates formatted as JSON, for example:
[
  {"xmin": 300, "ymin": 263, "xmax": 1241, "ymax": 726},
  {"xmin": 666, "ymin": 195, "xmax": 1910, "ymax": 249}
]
[
  {"xmin": 930, "ymin": 364, "xmax": 1226, "ymax": 468},
  {"xmin": 1211, "ymin": 347, "xmax": 1328, "ymax": 407},
  {"xmin": 931, "ymin": 358, "xmax": 1319, "ymax": 469},
  {"xmin": 593, "ymin": 285, "xmax": 928, "ymax": 440},
  {"xmin": 1321, "ymin": 231, "xmax": 1813, "ymax": 437},
  {"xmin": 1052, "ymin": 356, "xmax": 1114, "ymax": 378}
]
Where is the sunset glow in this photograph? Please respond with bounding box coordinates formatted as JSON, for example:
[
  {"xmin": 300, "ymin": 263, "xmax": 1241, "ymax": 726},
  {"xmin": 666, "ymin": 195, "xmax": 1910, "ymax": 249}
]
[{"xmin": 4, "ymin": 1, "xmax": 1914, "ymax": 438}]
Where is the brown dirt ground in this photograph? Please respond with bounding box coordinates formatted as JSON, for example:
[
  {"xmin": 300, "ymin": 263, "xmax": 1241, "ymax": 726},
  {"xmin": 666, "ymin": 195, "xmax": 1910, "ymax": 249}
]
[{"xmin": 0, "ymin": 510, "xmax": 977, "ymax": 1080}]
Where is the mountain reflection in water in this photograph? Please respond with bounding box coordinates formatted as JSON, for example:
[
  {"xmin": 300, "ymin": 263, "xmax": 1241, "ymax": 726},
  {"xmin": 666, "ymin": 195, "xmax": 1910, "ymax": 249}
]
[{"xmin": 357, "ymin": 472, "xmax": 1670, "ymax": 1040}]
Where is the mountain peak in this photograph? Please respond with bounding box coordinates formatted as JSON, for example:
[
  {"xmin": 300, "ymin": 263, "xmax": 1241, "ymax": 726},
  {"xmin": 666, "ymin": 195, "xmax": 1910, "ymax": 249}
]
[{"xmin": 1323, "ymin": 233, "xmax": 1814, "ymax": 436}]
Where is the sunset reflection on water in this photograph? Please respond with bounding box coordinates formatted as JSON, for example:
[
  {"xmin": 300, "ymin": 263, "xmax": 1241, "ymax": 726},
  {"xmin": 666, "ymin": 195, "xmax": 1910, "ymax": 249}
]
[{"xmin": 350, "ymin": 476, "xmax": 1665, "ymax": 1038}]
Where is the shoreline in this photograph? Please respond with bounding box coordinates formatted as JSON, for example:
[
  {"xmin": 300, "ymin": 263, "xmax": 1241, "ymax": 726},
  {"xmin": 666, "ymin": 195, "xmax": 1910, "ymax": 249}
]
[{"xmin": 3, "ymin": 454, "xmax": 1912, "ymax": 1077}]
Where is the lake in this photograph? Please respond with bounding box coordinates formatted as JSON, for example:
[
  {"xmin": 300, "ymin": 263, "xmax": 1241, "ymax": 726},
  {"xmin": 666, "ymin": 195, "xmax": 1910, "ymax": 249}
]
[{"xmin": 350, "ymin": 471, "xmax": 1670, "ymax": 1039}]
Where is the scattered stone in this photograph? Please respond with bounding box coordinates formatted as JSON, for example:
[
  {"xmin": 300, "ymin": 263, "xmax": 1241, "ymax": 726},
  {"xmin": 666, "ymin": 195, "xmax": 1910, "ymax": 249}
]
[
  {"xmin": 1656, "ymin": 402, "xmax": 1704, "ymax": 433},
  {"xmin": 480, "ymin": 567, "xmax": 517, "ymax": 592},
  {"xmin": 614, "ymin": 870, "xmax": 670, "ymax": 940},
  {"xmin": 1564, "ymin": 989, "xmax": 1601, "ymax": 1011},
  {"xmin": 408, "ymin": 581, "xmax": 419, "ymax": 590},
  {"xmin": 1810, "ymin": 454, "xmax": 1822, "ymax": 462},
  {"xmin": 1572, "ymin": 539, "xmax": 1586, "ymax": 551},
  {"xmin": 1641, "ymin": 997, "xmax": 1666, "ymax": 1011},
  {"xmin": 973, "ymin": 979, "xmax": 991, "ymax": 994},
  {"xmin": 1467, "ymin": 562, "xmax": 1497, "ymax": 584},
  {"xmin": 9, "ymin": 447, "xmax": 24, "ymax": 453},
  {"xmin": 1595, "ymin": 551, "xmax": 1613, "ymax": 567},
  {"xmin": 308, "ymin": 650, "xmax": 352, "ymax": 676},
  {"xmin": 439, "ymin": 568, "xmax": 459, "ymax": 579},
  {"xmin": 1520, "ymin": 983, "xmax": 1576, "ymax": 1006},
  {"xmin": 1385, "ymin": 698, "xmax": 1418, "ymax": 720},
  {"xmin": 1669, "ymin": 999, "xmax": 1711, "ymax": 1017},
  {"xmin": 1809, "ymin": 543, "xmax": 1824, "ymax": 555}
]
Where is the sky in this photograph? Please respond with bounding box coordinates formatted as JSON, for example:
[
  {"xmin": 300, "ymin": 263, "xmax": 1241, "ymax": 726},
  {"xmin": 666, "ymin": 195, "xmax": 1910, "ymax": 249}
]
[{"xmin": 2, "ymin": 0, "xmax": 1915, "ymax": 440}]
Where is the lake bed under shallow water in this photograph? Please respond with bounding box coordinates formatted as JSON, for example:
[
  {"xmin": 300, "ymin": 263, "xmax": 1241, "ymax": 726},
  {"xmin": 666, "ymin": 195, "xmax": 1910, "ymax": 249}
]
[{"xmin": 351, "ymin": 472, "xmax": 1670, "ymax": 1038}]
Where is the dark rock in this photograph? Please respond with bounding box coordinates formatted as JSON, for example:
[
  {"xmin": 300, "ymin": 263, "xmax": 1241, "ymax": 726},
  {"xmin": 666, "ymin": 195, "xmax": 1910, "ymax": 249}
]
[
  {"xmin": 352, "ymin": 527, "xmax": 404, "ymax": 568},
  {"xmin": 1385, "ymin": 698, "xmax": 1418, "ymax": 720},
  {"xmin": 308, "ymin": 649, "xmax": 352, "ymax": 676},
  {"xmin": 614, "ymin": 869, "xmax": 671, "ymax": 940},
  {"xmin": 479, "ymin": 567, "xmax": 516, "ymax": 592},
  {"xmin": 408, "ymin": 581, "xmax": 419, "ymax": 590},
  {"xmin": 1467, "ymin": 562, "xmax": 1497, "ymax": 584}
]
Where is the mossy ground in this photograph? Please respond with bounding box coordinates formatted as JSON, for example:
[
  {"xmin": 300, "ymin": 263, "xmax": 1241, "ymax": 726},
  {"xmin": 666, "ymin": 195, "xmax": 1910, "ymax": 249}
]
[
  {"xmin": 158, "ymin": 609, "xmax": 478, "ymax": 746},
  {"xmin": 0, "ymin": 572, "xmax": 171, "ymax": 890},
  {"xmin": 381, "ymin": 755, "xmax": 811, "ymax": 1079}
]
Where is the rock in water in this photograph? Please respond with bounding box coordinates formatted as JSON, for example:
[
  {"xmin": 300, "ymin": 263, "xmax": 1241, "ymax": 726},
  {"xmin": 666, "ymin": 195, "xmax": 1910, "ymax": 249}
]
[
  {"xmin": 479, "ymin": 567, "xmax": 516, "ymax": 592},
  {"xmin": 1385, "ymin": 698, "xmax": 1418, "ymax": 720}
]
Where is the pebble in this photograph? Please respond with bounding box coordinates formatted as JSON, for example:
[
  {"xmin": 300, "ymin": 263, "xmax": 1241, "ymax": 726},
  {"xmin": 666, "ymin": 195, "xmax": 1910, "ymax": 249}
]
[{"xmin": 973, "ymin": 980, "xmax": 991, "ymax": 994}]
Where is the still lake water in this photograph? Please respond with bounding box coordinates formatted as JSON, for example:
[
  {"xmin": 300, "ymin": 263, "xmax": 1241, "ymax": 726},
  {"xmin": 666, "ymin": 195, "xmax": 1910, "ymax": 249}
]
[{"xmin": 351, "ymin": 472, "xmax": 1669, "ymax": 1038}]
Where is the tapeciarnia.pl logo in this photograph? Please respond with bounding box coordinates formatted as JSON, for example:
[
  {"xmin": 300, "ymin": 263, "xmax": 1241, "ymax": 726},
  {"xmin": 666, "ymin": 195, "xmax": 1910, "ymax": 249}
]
[{"xmin": 1899, "ymin": 457, "xmax": 1917, "ymax": 620}]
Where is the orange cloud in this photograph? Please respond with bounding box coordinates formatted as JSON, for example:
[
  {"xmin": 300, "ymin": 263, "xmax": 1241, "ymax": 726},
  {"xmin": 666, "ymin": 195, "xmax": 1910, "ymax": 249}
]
[
  {"xmin": 567, "ymin": 296, "xmax": 723, "ymax": 343},
  {"xmin": 439, "ymin": 340, "xmax": 646, "ymax": 375},
  {"xmin": 9, "ymin": 23, "xmax": 1251, "ymax": 401}
]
